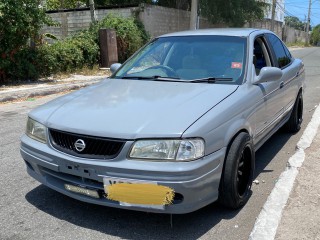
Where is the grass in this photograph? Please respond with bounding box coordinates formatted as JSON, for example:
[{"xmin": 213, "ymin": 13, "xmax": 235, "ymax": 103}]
[
  {"xmin": 0, "ymin": 65, "xmax": 110, "ymax": 90},
  {"xmin": 286, "ymin": 41, "xmax": 310, "ymax": 48},
  {"xmin": 50, "ymin": 65, "xmax": 111, "ymax": 80}
]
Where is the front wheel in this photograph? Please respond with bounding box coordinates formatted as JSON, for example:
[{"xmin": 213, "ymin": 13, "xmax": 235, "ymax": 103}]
[{"xmin": 219, "ymin": 132, "xmax": 255, "ymax": 209}]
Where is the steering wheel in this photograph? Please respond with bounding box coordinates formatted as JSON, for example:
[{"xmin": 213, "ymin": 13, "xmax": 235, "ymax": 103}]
[{"xmin": 148, "ymin": 65, "xmax": 178, "ymax": 78}]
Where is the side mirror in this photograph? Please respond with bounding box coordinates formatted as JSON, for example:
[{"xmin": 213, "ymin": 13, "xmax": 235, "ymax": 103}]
[
  {"xmin": 110, "ymin": 63, "xmax": 122, "ymax": 74},
  {"xmin": 253, "ymin": 67, "xmax": 283, "ymax": 84}
]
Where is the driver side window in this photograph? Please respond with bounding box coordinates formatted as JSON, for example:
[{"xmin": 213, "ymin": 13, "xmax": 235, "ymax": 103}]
[
  {"xmin": 127, "ymin": 42, "xmax": 171, "ymax": 75},
  {"xmin": 253, "ymin": 38, "xmax": 271, "ymax": 75}
]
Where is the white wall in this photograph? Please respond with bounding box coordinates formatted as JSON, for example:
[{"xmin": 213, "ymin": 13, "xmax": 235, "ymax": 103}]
[{"xmin": 264, "ymin": 0, "xmax": 285, "ymax": 23}]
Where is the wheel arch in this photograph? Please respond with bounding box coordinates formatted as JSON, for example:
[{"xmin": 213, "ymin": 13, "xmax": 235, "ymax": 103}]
[
  {"xmin": 218, "ymin": 130, "xmax": 255, "ymax": 208},
  {"xmin": 223, "ymin": 118, "xmax": 253, "ymax": 154},
  {"xmin": 220, "ymin": 126, "xmax": 255, "ymax": 179}
]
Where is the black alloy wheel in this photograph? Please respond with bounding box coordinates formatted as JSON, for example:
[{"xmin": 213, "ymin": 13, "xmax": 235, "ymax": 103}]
[{"xmin": 219, "ymin": 132, "xmax": 255, "ymax": 209}]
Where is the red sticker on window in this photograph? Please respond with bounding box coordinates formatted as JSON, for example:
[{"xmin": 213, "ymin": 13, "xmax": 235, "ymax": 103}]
[{"xmin": 231, "ymin": 62, "xmax": 243, "ymax": 69}]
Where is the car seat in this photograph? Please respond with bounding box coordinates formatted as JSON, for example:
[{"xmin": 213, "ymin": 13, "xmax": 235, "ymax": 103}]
[{"xmin": 176, "ymin": 55, "xmax": 208, "ymax": 80}]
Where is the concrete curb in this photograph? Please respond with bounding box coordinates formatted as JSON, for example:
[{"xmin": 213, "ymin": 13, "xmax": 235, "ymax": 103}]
[{"xmin": 0, "ymin": 80, "xmax": 101, "ymax": 103}]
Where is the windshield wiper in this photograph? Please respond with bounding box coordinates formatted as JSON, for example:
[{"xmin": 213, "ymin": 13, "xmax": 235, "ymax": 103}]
[
  {"xmin": 120, "ymin": 75, "xmax": 233, "ymax": 83},
  {"xmin": 121, "ymin": 75, "xmax": 182, "ymax": 82},
  {"xmin": 189, "ymin": 77, "xmax": 233, "ymax": 83}
]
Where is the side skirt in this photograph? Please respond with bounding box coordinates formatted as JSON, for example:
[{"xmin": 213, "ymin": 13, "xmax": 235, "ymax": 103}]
[{"xmin": 254, "ymin": 111, "xmax": 291, "ymax": 152}]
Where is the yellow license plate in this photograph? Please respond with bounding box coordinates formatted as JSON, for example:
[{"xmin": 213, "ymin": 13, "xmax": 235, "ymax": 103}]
[{"xmin": 103, "ymin": 178, "xmax": 175, "ymax": 206}]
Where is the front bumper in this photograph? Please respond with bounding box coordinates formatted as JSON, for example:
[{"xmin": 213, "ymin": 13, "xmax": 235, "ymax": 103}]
[{"xmin": 20, "ymin": 134, "xmax": 225, "ymax": 214}]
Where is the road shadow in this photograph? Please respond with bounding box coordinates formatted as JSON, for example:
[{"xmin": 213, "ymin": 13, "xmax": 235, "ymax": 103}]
[
  {"xmin": 255, "ymin": 130, "xmax": 293, "ymax": 178},
  {"xmin": 26, "ymin": 185, "xmax": 241, "ymax": 240}
]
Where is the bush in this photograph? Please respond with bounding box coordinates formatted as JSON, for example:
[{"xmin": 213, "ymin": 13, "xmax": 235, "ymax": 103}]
[
  {"xmin": 310, "ymin": 24, "xmax": 320, "ymax": 46},
  {"xmin": 35, "ymin": 44, "xmax": 60, "ymax": 77},
  {"xmin": 5, "ymin": 48, "xmax": 39, "ymax": 81},
  {"xmin": 2, "ymin": 14, "xmax": 150, "ymax": 81},
  {"xmin": 94, "ymin": 14, "xmax": 149, "ymax": 63},
  {"xmin": 0, "ymin": 0, "xmax": 51, "ymax": 82},
  {"xmin": 71, "ymin": 30, "xmax": 100, "ymax": 67}
]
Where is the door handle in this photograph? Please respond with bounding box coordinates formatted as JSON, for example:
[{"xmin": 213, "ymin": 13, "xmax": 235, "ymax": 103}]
[{"xmin": 280, "ymin": 82, "xmax": 284, "ymax": 89}]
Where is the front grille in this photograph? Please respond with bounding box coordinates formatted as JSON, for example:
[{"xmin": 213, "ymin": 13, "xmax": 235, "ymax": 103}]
[{"xmin": 49, "ymin": 129, "xmax": 125, "ymax": 159}]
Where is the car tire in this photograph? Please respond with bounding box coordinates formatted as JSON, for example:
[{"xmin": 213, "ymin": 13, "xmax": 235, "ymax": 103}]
[
  {"xmin": 284, "ymin": 91, "xmax": 303, "ymax": 133},
  {"xmin": 219, "ymin": 132, "xmax": 255, "ymax": 209}
]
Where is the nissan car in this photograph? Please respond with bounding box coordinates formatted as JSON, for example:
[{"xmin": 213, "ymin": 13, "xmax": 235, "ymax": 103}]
[{"xmin": 20, "ymin": 29, "xmax": 305, "ymax": 214}]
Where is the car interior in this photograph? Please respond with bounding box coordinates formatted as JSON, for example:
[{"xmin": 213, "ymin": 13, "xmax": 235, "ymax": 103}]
[{"xmin": 253, "ymin": 38, "xmax": 272, "ymax": 75}]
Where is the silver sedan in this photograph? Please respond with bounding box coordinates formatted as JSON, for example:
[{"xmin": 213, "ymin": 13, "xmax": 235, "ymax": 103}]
[{"xmin": 21, "ymin": 28, "xmax": 305, "ymax": 214}]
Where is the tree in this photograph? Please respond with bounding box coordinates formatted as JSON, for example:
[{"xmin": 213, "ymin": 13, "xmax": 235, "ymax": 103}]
[
  {"xmin": 199, "ymin": 0, "xmax": 268, "ymax": 27},
  {"xmin": 310, "ymin": 24, "xmax": 320, "ymax": 46},
  {"xmin": 99, "ymin": 0, "xmax": 151, "ymax": 6},
  {"xmin": 154, "ymin": 0, "xmax": 190, "ymax": 10},
  {"xmin": 0, "ymin": 0, "xmax": 50, "ymax": 80},
  {"xmin": 46, "ymin": 0, "xmax": 87, "ymax": 10},
  {"xmin": 284, "ymin": 16, "xmax": 305, "ymax": 31}
]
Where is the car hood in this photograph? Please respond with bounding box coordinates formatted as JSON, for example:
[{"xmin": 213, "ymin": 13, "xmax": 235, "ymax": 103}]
[{"xmin": 30, "ymin": 79, "xmax": 238, "ymax": 139}]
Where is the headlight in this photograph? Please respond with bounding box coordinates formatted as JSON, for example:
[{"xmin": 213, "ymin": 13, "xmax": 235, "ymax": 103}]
[
  {"xmin": 129, "ymin": 139, "xmax": 204, "ymax": 161},
  {"xmin": 26, "ymin": 118, "xmax": 47, "ymax": 143}
]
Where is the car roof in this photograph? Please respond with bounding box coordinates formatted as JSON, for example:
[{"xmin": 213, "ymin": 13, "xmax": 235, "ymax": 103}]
[{"xmin": 159, "ymin": 28, "xmax": 271, "ymax": 38}]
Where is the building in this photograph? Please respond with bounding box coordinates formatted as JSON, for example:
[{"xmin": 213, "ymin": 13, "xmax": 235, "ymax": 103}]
[{"xmin": 264, "ymin": 0, "xmax": 285, "ymax": 23}]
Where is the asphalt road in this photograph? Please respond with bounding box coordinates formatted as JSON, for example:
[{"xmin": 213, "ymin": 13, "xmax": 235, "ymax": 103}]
[{"xmin": 1, "ymin": 47, "xmax": 319, "ymax": 240}]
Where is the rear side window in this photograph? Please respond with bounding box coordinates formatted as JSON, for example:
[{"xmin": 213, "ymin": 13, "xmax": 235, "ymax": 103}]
[
  {"xmin": 266, "ymin": 34, "xmax": 291, "ymax": 68},
  {"xmin": 283, "ymin": 44, "xmax": 292, "ymax": 59}
]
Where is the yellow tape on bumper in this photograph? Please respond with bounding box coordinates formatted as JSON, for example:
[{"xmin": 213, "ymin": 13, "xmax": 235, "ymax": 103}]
[{"xmin": 106, "ymin": 183, "xmax": 175, "ymax": 205}]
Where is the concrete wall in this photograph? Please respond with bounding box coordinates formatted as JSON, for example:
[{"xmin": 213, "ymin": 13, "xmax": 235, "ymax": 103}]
[
  {"xmin": 246, "ymin": 19, "xmax": 283, "ymax": 39},
  {"xmin": 283, "ymin": 26, "xmax": 307, "ymax": 43},
  {"xmin": 139, "ymin": 5, "xmax": 189, "ymax": 37},
  {"xmin": 138, "ymin": 4, "xmax": 224, "ymax": 38},
  {"xmin": 43, "ymin": 4, "xmax": 221, "ymax": 40},
  {"xmin": 246, "ymin": 19, "xmax": 307, "ymax": 43},
  {"xmin": 43, "ymin": 4, "xmax": 307, "ymax": 43},
  {"xmin": 42, "ymin": 7, "xmax": 136, "ymax": 39}
]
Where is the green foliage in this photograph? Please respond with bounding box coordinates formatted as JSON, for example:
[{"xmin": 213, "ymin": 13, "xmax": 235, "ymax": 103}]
[
  {"xmin": 199, "ymin": 0, "xmax": 268, "ymax": 27},
  {"xmin": 5, "ymin": 48, "xmax": 39, "ymax": 80},
  {"xmin": 134, "ymin": 18, "xmax": 151, "ymax": 44},
  {"xmin": 36, "ymin": 29, "xmax": 99, "ymax": 76},
  {"xmin": 0, "ymin": 0, "xmax": 50, "ymax": 80},
  {"xmin": 1, "ymin": 14, "xmax": 149, "ymax": 81},
  {"xmin": 0, "ymin": 0, "xmax": 49, "ymax": 51},
  {"xmin": 286, "ymin": 41, "xmax": 309, "ymax": 48},
  {"xmin": 35, "ymin": 44, "xmax": 60, "ymax": 76},
  {"xmin": 100, "ymin": 0, "xmax": 151, "ymax": 5},
  {"xmin": 93, "ymin": 14, "xmax": 149, "ymax": 62},
  {"xmin": 285, "ymin": 16, "xmax": 305, "ymax": 31},
  {"xmin": 46, "ymin": 0, "xmax": 87, "ymax": 10},
  {"xmin": 155, "ymin": 0, "xmax": 190, "ymax": 10},
  {"xmin": 310, "ymin": 25, "xmax": 320, "ymax": 46},
  {"xmin": 45, "ymin": 0, "xmax": 152, "ymax": 9}
]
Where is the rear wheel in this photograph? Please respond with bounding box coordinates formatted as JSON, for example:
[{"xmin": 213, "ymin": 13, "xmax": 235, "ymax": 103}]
[
  {"xmin": 219, "ymin": 132, "xmax": 255, "ymax": 209},
  {"xmin": 284, "ymin": 91, "xmax": 303, "ymax": 133}
]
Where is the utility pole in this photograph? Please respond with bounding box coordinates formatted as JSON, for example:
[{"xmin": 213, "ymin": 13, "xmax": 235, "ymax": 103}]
[
  {"xmin": 271, "ymin": 0, "xmax": 277, "ymax": 32},
  {"xmin": 60, "ymin": 0, "xmax": 64, "ymax": 9},
  {"xmin": 305, "ymin": 0, "xmax": 312, "ymax": 46},
  {"xmin": 190, "ymin": 0, "xmax": 198, "ymax": 30},
  {"xmin": 304, "ymin": 15, "xmax": 307, "ymax": 32},
  {"xmin": 89, "ymin": 0, "xmax": 97, "ymax": 24}
]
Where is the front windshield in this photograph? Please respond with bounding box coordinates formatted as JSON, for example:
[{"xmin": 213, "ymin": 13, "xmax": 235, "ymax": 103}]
[{"xmin": 114, "ymin": 35, "xmax": 247, "ymax": 84}]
